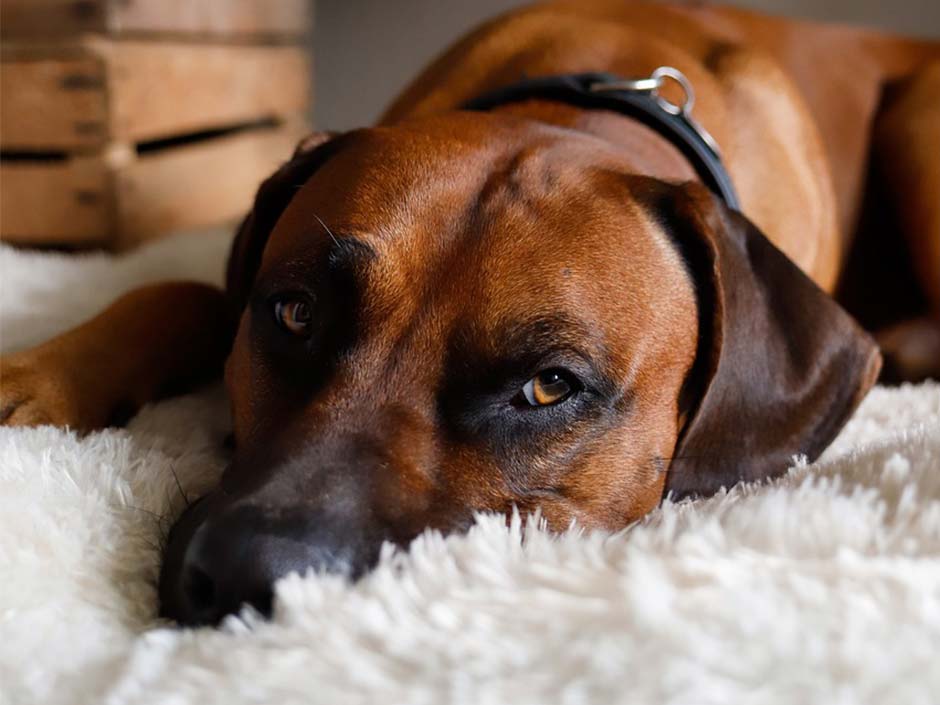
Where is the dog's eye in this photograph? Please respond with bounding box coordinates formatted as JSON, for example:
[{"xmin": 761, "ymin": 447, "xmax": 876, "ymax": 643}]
[
  {"xmin": 273, "ymin": 298, "xmax": 312, "ymax": 336},
  {"xmin": 521, "ymin": 369, "xmax": 577, "ymax": 407}
]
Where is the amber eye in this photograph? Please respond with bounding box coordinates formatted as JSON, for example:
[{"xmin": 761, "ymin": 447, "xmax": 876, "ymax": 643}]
[
  {"xmin": 521, "ymin": 369, "xmax": 576, "ymax": 407},
  {"xmin": 273, "ymin": 298, "xmax": 312, "ymax": 336}
]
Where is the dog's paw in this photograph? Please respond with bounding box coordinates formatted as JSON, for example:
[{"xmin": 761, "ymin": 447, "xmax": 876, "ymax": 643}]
[{"xmin": 0, "ymin": 351, "xmax": 106, "ymax": 432}]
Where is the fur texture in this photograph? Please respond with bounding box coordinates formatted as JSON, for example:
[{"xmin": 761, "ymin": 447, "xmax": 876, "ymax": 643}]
[{"xmin": 1, "ymin": 232, "xmax": 938, "ymax": 705}]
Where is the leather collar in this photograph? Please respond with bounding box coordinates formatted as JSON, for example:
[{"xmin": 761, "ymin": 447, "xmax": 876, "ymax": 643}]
[{"xmin": 462, "ymin": 71, "xmax": 741, "ymax": 211}]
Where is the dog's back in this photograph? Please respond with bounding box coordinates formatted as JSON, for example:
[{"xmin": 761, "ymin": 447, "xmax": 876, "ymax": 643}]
[{"xmin": 384, "ymin": 1, "xmax": 939, "ymax": 291}]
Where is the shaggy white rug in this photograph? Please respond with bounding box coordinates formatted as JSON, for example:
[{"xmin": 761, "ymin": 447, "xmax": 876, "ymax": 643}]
[{"xmin": 1, "ymin": 231, "xmax": 939, "ymax": 705}]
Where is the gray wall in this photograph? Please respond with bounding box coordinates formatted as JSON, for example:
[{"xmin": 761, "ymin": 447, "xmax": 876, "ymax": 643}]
[{"xmin": 313, "ymin": 0, "xmax": 940, "ymax": 130}]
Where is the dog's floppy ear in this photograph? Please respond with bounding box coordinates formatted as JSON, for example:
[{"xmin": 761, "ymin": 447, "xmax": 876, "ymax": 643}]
[
  {"xmin": 652, "ymin": 182, "xmax": 881, "ymax": 499},
  {"xmin": 225, "ymin": 130, "xmax": 346, "ymax": 312}
]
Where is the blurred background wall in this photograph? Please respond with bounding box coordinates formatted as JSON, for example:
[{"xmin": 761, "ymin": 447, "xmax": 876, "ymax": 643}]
[{"xmin": 312, "ymin": 0, "xmax": 940, "ymax": 130}]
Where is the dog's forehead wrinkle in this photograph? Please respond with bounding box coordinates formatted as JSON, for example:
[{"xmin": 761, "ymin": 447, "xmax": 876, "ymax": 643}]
[{"xmin": 479, "ymin": 140, "xmax": 566, "ymax": 198}]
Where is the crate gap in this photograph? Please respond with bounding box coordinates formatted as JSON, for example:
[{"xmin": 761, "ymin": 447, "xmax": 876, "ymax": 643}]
[{"xmin": 135, "ymin": 117, "xmax": 283, "ymax": 156}]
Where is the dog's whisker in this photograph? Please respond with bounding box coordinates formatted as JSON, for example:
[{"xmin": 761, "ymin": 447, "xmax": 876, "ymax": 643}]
[
  {"xmin": 651, "ymin": 454, "xmax": 712, "ymax": 474},
  {"xmin": 168, "ymin": 465, "xmax": 190, "ymax": 508},
  {"xmin": 139, "ymin": 536, "xmax": 163, "ymax": 553},
  {"xmin": 112, "ymin": 503, "xmax": 170, "ymax": 553},
  {"xmin": 123, "ymin": 503, "xmax": 167, "ymax": 522},
  {"xmin": 312, "ymin": 212, "xmax": 340, "ymax": 247}
]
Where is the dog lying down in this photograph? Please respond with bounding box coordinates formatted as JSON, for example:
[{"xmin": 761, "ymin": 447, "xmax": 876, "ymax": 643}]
[{"xmin": 1, "ymin": 1, "xmax": 938, "ymax": 625}]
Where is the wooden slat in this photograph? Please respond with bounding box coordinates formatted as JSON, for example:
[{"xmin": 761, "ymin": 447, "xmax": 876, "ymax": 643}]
[
  {"xmin": 0, "ymin": 52, "xmax": 107, "ymax": 149},
  {"xmin": 0, "ymin": 42, "xmax": 310, "ymax": 149},
  {"xmin": 114, "ymin": 123, "xmax": 302, "ymax": 248},
  {"xmin": 110, "ymin": 0, "xmax": 312, "ymax": 39},
  {"xmin": 0, "ymin": 157, "xmax": 111, "ymax": 245},
  {"xmin": 0, "ymin": 0, "xmax": 310, "ymax": 39},
  {"xmin": 0, "ymin": 1, "xmax": 106, "ymax": 38},
  {"xmin": 107, "ymin": 42, "xmax": 310, "ymax": 143}
]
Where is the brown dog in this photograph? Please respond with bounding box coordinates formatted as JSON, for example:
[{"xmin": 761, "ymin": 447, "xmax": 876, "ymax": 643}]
[{"xmin": 2, "ymin": 1, "xmax": 938, "ymax": 625}]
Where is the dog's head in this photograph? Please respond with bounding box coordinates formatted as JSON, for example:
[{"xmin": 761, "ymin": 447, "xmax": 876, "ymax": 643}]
[{"xmin": 159, "ymin": 113, "xmax": 879, "ymax": 624}]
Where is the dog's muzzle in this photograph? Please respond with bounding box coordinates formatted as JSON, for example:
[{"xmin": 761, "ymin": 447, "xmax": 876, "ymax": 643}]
[{"xmin": 158, "ymin": 455, "xmax": 391, "ymax": 626}]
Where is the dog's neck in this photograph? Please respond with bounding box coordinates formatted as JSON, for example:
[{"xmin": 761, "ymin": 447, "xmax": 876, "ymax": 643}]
[{"xmin": 489, "ymin": 99, "xmax": 700, "ymax": 185}]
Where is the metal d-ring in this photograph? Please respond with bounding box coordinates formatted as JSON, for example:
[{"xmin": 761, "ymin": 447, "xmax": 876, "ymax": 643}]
[
  {"xmin": 588, "ymin": 66, "xmax": 720, "ymax": 157},
  {"xmin": 589, "ymin": 66, "xmax": 695, "ymax": 116},
  {"xmin": 651, "ymin": 66, "xmax": 694, "ymax": 116}
]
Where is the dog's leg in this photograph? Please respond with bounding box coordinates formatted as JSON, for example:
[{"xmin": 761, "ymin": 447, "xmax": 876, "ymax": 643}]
[
  {"xmin": 0, "ymin": 282, "xmax": 231, "ymax": 432},
  {"xmin": 871, "ymin": 61, "xmax": 940, "ymax": 381}
]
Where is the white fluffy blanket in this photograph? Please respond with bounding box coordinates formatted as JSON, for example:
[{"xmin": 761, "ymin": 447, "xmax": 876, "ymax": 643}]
[{"xmin": 1, "ymin": 231, "xmax": 939, "ymax": 705}]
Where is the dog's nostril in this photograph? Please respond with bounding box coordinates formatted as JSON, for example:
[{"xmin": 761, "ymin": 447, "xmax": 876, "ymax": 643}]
[{"xmin": 184, "ymin": 565, "xmax": 216, "ymax": 616}]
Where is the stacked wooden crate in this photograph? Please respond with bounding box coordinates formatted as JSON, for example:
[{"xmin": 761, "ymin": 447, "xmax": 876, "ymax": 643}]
[{"xmin": 0, "ymin": 0, "xmax": 311, "ymax": 249}]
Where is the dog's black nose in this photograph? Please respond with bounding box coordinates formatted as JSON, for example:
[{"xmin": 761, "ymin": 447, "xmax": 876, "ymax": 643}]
[{"xmin": 161, "ymin": 503, "xmax": 382, "ymax": 626}]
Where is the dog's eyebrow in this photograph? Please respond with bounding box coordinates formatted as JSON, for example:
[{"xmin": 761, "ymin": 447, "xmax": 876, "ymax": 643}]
[
  {"xmin": 498, "ymin": 314, "xmax": 599, "ymax": 361},
  {"xmin": 326, "ymin": 235, "xmax": 378, "ymax": 268},
  {"xmin": 446, "ymin": 314, "xmax": 603, "ymax": 373}
]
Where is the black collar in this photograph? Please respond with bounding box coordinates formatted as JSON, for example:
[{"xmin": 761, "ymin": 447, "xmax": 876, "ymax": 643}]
[{"xmin": 462, "ymin": 71, "xmax": 740, "ymax": 211}]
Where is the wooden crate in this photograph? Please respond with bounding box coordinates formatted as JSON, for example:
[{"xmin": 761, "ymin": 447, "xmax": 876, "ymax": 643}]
[
  {"xmin": 2, "ymin": 123, "xmax": 305, "ymax": 248},
  {"xmin": 0, "ymin": 0, "xmax": 312, "ymax": 249},
  {"xmin": 0, "ymin": 0, "xmax": 311, "ymax": 41}
]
